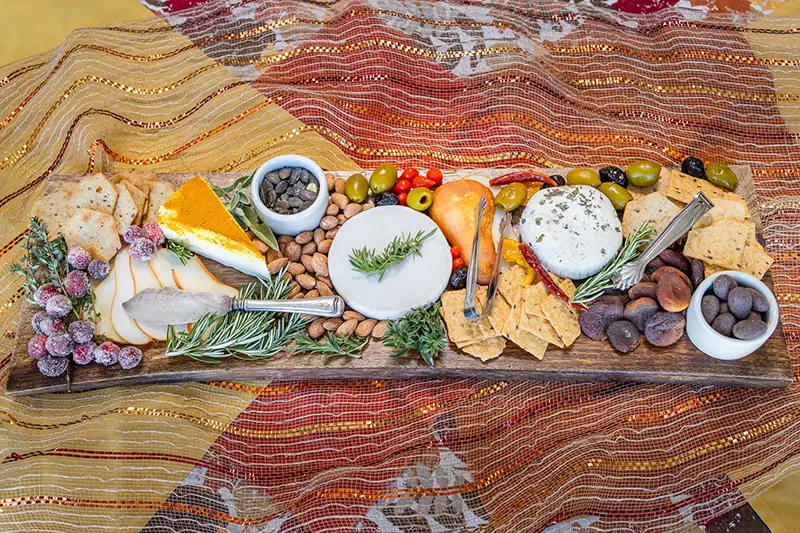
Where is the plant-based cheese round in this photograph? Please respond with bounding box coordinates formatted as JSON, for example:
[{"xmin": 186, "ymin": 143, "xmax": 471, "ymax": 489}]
[{"xmin": 519, "ymin": 185, "xmax": 622, "ymax": 279}]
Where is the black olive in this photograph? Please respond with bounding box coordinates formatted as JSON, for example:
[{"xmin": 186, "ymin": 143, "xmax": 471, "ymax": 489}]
[
  {"xmin": 543, "ymin": 174, "xmax": 565, "ymax": 189},
  {"xmin": 449, "ymin": 265, "xmax": 469, "ymax": 290},
  {"xmin": 598, "ymin": 166, "xmax": 628, "ymax": 188},
  {"xmin": 374, "ymin": 192, "xmax": 399, "ymax": 206},
  {"xmin": 681, "ymin": 157, "xmax": 705, "ymax": 179}
]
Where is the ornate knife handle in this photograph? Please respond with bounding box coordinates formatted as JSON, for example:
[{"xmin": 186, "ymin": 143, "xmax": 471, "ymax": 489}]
[
  {"xmin": 232, "ymin": 296, "xmax": 345, "ymax": 317},
  {"xmin": 637, "ymin": 192, "xmax": 715, "ymax": 266}
]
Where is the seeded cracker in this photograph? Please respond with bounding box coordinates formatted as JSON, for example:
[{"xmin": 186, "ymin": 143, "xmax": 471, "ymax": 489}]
[
  {"xmin": 120, "ymin": 180, "xmax": 147, "ymax": 225},
  {"xmin": 621, "ymin": 192, "xmax": 681, "ymax": 238},
  {"xmin": 476, "ymin": 290, "xmax": 512, "ymax": 335},
  {"xmin": 462, "ymin": 336, "xmax": 506, "ymax": 362},
  {"xmin": 696, "ymin": 196, "xmax": 750, "ymax": 228},
  {"xmin": 146, "ymin": 181, "xmax": 176, "ymax": 223},
  {"xmin": 540, "ymin": 279, "xmax": 581, "ymax": 347},
  {"xmin": 522, "ymin": 283, "xmax": 548, "ymax": 318},
  {"xmin": 31, "ymin": 184, "xmax": 77, "ymax": 236},
  {"xmin": 505, "ymin": 299, "xmax": 548, "ymax": 359},
  {"xmin": 112, "ymin": 183, "xmax": 138, "ymax": 234},
  {"xmin": 67, "ymin": 173, "xmax": 118, "ymax": 214},
  {"xmin": 519, "ymin": 310, "xmax": 565, "ymax": 348},
  {"xmin": 683, "ymin": 217, "xmax": 750, "ymax": 269},
  {"xmin": 498, "ymin": 265, "xmax": 526, "ymax": 303},
  {"xmin": 740, "ymin": 236, "xmax": 773, "ymax": 279},
  {"xmin": 440, "ymin": 289, "xmax": 496, "ymax": 346},
  {"xmin": 63, "ymin": 208, "xmax": 121, "ymax": 261}
]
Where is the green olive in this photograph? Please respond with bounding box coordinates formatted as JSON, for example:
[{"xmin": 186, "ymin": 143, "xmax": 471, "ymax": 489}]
[
  {"xmin": 705, "ymin": 162, "xmax": 738, "ymax": 191},
  {"xmin": 369, "ymin": 164, "xmax": 398, "ymax": 194},
  {"xmin": 406, "ymin": 187, "xmax": 433, "ymax": 211},
  {"xmin": 344, "ymin": 173, "xmax": 369, "ymax": 203},
  {"xmin": 625, "ymin": 160, "xmax": 662, "ymax": 187},
  {"xmin": 495, "ymin": 182, "xmax": 527, "ymax": 212},
  {"xmin": 598, "ymin": 182, "xmax": 633, "ymax": 211},
  {"xmin": 566, "ymin": 168, "xmax": 601, "ymax": 187}
]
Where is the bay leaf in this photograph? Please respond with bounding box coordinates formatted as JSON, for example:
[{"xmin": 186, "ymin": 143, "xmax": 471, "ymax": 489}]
[{"xmin": 241, "ymin": 204, "xmax": 279, "ymax": 251}]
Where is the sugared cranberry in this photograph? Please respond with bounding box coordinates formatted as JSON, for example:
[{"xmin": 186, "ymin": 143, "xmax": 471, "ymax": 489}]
[
  {"xmin": 31, "ymin": 310, "xmax": 48, "ymax": 334},
  {"xmin": 68, "ymin": 320, "xmax": 94, "ymax": 344},
  {"xmin": 67, "ymin": 247, "xmax": 92, "ymax": 270},
  {"xmin": 94, "ymin": 341, "xmax": 120, "ymax": 366},
  {"xmin": 46, "ymin": 333, "xmax": 74, "ymax": 357},
  {"xmin": 39, "ymin": 316, "xmax": 66, "ymax": 336},
  {"xmin": 123, "ymin": 225, "xmax": 143, "ymax": 244},
  {"xmin": 129, "ymin": 238, "xmax": 156, "ymax": 261},
  {"xmin": 72, "ymin": 342, "xmax": 96, "ymax": 365},
  {"xmin": 28, "ymin": 334, "xmax": 49, "ymax": 359},
  {"xmin": 87, "ymin": 260, "xmax": 110, "ymax": 280},
  {"xmin": 38, "ymin": 355, "xmax": 69, "ymax": 377},
  {"xmin": 45, "ymin": 294, "xmax": 72, "ymax": 318},
  {"xmin": 64, "ymin": 270, "xmax": 90, "ymax": 298},
  {"xmin": 118, "ymin": 346, "xmax": 143, "ymax": 369},
  {"xmin": 33, "ymin": 284, "xmax": 59, "ymax": 307},
  {"xmin": 142, "ymin": 221, "xmax": 165, "ymax": 246}
]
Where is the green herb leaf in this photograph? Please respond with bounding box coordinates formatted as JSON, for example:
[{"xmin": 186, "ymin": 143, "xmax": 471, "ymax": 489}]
[
  {"xmin": 349, "ymin": 229, "xmax": 437, "ymax": 281},
  {"xmin": 241, "ymin": 204, "xmax": 279, "ymax": 251},
  {"xmin": 293, "ymin": 332, "xmax": 369, "ymax": 358},
  {"xmin": 165, "ymin": 239, "xmax": 195, "ymax": 266},
  {"xmin": 383, "ymin": 302, "xmax": 446, "ymax": 367}
]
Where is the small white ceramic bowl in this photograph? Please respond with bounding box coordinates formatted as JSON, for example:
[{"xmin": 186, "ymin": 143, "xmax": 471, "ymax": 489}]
[
  {"xmin": 686, "ymin": 270, "xmax": 778, "ymax": 360},
  {"xmin": 250, "ymin": 154, "xmax": 329, "ymax": 236}
]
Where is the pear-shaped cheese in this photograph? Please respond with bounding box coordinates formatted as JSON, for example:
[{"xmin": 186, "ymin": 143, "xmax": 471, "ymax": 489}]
[
  {"xmin": 93, "ymin": 269, "xmax": 124, "ymax": 343},
  {"xmin": 150, "ymin": 249, "xmax": 237, "ymax": 297},
  {"xmin": 110, "ymin": 248, "xmax": 151, "ymax": 345}
]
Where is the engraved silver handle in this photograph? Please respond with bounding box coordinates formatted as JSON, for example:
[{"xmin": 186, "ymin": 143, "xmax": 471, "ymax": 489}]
[
  {"xmin": 638, "ymin": 192, "xmax": 714, "ymax": 266},
  {"xmin": 232, "ymin": 296, "xmax": 345, "ymax": 317},
  {"xmin": 464, "ymin": 197, "xmax": 487, "ymax": 322}
]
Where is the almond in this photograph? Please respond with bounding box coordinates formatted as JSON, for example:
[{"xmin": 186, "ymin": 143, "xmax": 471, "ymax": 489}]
[
  {"xmin": 326, "ymin": 173, "xmax": 335, "ymax": 191},
  {"xmin": 361, "ymin": 203, "xmax": 374, "ymax": 211},
  {"xmin": 316, "ymin": 275, "xmax": 332, "ymax": 288},
  {"xmin": 311, "ymin": 253, "xmax": 329, "ymax": 277},
  {"xmin": 326, "ymin": 203, "xmax": 340, "ymax": 216},
  {"xmin": 296, "ymin": 274, "xmax": 316, "ymax": 290},
  {"xmin": 325, "ymin": 226, "xmax": 340, "ymax": 239},
  {"xmin": 278, "ymin": 235, "xmax": 294, "ymax": 246},
  {"xmin": 330, "ymin": 192, "xmax": 349, "ymax": 209},
  {"xmin": 267, "ymin": 257, "xmax": 289, "ymax": 275},
  {"xmin": 355, "ymin": 319, "xmax": 377, "ymax": 337},
  {"xmin": 318, "ymin": 239, "xmax": 333, "ymax": 254},
  {"xmin": 344, "ymin": 203, "xmax": 362, "ymax": 218},
  {"xmin": 301, "ymin": 241, "xmax": 316, "ymax": 255},
  {"xmin": 295, "ymin": 231, "xmax": 313, "ymax": 245},
  {"xmin": 334, "ymin": 178, "xmax": 346, "ymax": 194},
  {"xmin": 252, "ymin": 238, "xmax": 269, "ymax": 254},
  {"xmin": 320, "ymin": 216, "xmax": 338, "ymax": 230},
  {"xmin": 336, "ymin": 214, "xmax": 347, "ymax": 224},
  {"xmin": 335, "ymin": 318, "xmax": 358, "ymax": 337},
  {"xmin": 300, "ymin": 254, "xmax": 315, "ymax": 273},
  {"xmin": 317, "ymin": 282, "xmax": 334, "ymax": 296},
  {"xmin": 266, "ymin": 248, "xmax": 282, "ymax": 263},
  {"xmin": 285, "ymin": 241, "xmax": 301, "ymax": 262},
  {"xmin": 292, "ymin": 292, "xmax": 305, "ymax": 299},
  {"xmin": 371, "ymin": 321, "xmax": 388, "ymax": 339},
  {"xmin": 288, "ymin": 284, "xmax": 302, "ymax": 298},
  {"xmin": 308, "ymin": 318, "xmax": 326, "ymax": 339},
  {"xmin": 313, "ymin": 228, "xmax": 325, "ymax": 244},
  {"xmin": 343, "ymin": 310, "xmax": 365, "ymax": 321},
  {"xmin": 323, "ymin": 318, "xmax": 342, "ymax": 331},
  {"xmin": 287, "ymin": 262, "xmax": 305, "ymax": 276},
  {"xmin": 305, "ymin": 289, "xmax": 319, "ymax": 298}
]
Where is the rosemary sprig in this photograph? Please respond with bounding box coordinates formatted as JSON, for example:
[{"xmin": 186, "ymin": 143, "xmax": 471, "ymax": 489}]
[
  {"xmin": 165, "ymin": 267, "xmax": 308, "ymax": 362},
  {"xmin": 165, "ymin": 239, "xmax": 194, "ymax": 266},
  {"xmin": 293, "ymin": 332, "xmax": 369, "ymax": 358},
  {"xmin": 383, "ymin": 302, "xmax": 446, "ymax": 367},
  {"xmin": 212, "ymin": 173, "xmax": 279, "ymax": 252},
  {"xmin": 349, "ymin": 229, "xmax": 437, "ymax": 281},
  {"xmin": 570, "ymin": 222, "xmax": 655, "ymax": 307}
]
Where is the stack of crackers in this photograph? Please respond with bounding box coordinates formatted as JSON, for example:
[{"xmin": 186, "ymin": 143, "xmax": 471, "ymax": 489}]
[
  {"xmin": 622, "ymin": 170, "xmax": 773, "ymax": 279},
  {"xmin": 439, "ymin": 265, "xmax": 581, "ymax": 362},
  {"xmin": 31, "ymin": 171, "xmax": 175, "ymax": 261}
]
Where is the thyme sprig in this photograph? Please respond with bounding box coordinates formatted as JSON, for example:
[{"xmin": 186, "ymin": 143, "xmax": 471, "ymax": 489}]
[
  {"xmin": 293, "ymin": 332, "xmax": 369, "ymax": 358},
  {"xmin": 383, "ymin": 302, "xmax": 446, "ymax": 367},
  {"xmin": 349, "ymin": 229, "xmax": 436, "ymax": 281},
  {"xmin": 570, "ymin": 222, "xmax": 655, "ymax": 307},
  {"xmin": 165, "ymin": 239, "xmax": 194, "ymax": 266},
  {"xmin": 165, "ymin": 267, "xmax": 308, "ymax": 362}
]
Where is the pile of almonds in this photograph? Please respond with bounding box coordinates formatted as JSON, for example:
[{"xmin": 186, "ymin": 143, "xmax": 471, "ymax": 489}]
[{"xmin": 249, "ymin": 173, "xmax": 387, "ymax": 342}]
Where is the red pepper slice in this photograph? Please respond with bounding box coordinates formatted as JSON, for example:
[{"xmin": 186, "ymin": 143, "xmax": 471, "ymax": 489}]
[
  {"xmin": 490, "ymin": 171, "xmax": 558, "ymax": 188},
  {"xmin": 518, "ymin": 243, "xmax": 588, "ymax": 311}
]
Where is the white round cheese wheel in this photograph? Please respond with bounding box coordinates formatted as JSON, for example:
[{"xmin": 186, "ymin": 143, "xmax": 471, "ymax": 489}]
[
  {"xmin": 519, "ymin": 185, "xmax": 622, "ymax": 279},
  {"xmin": 327, "ymin": 206, "xmax": 451, "ymax": 320}
]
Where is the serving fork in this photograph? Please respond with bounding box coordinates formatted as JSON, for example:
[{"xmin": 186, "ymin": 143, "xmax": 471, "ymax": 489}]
[
  {"xmin": 612, "ymin": 192, "xmax": 714, "ymax": 291},
  {"xmin": 464, "ymin": 201, "xmax": 510, "ymax": 322}
]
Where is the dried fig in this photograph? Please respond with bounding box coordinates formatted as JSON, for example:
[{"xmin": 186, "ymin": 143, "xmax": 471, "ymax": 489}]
[
  {"xmin": 645, "ymin": 257, "xmax": 666, "ymax": 276},
  {"xmin": 578, "ymin": 295, "xmax": 625, "ymax": 341},
  {"xmin": 623, "ymin": 297, "xmax": 659, "ymax": 332},
  {"xmin": 644, "ymin": 312, "xmax": 685, "ymax": 347},
  {"xmin": 658, "ymin": 249, "xmax": 691, "ymax": 273},
  {"xmin": 656, "ymin": 272, "xmax": 691, "ymax": 312},
  {"xmin": 651, "ymin": 266, "xmax": 692, "ymax": 289},
  {"xmin": 628, "ymin": 281, "xmax": 657, "ymax": 301},
  {"xmin": 690, "ymin": 259, "xmax": 705, "ymax": 289}
]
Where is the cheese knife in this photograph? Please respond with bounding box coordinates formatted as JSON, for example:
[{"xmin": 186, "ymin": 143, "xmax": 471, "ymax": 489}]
[{"xmin": 123, "ymin": 287, "xmax": 345, "ymax": 325}]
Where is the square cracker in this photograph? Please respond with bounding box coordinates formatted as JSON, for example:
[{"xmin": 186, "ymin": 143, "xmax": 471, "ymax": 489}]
[
  {"xmin": 519, "ymin": 311, "xmax": 565, "ymax": 347},
  {"xmin": 621, "ymin": 192, "xmax": 682, "ymax": 238},
  {"xmin": 119, "ymin": 180, "xmax": 147, "ymax": 225},
  {"xmin": 666, "ymin": 169, "xmax": 748, "ymax": 205},
  {"xmin": 502, "ymin": 296, "xmax": 549, "ymax": 358},
  {"xmin": 145, "ymin": 181, "xmax": 175, "ymax": 223},
  {"xmin": 696, "ymin": 197, "xmax": 751, "ymax": 228},
  {"xmin": 522, "ymin": 283, "xmax": 548, "ymax": 318},
  {"xmin": 114, "ymin": 171, "xmax": 156, "ymax": 197},
  {"xmin": 476, "ymin": 291, "xmax": 512, "ymax": 336},
  {"xmin": 440, "ymin": 289, "xmax": 496, "ymax": 345},
  {"xmin": 683, "ymin": 217, "xmax": 750, "ymax": 269},
  {"xmin": 31, "ymin": 185, "xmax": 77, "ymax": 236},
  {"xmin": 113, "ymin": 183, "xmax": 138, "ymax": 234},
  {"xmin": 498, "ymin": 265, "xmax": 526, "ymax": 304},
  {"xmin": 462, "ymin": 336, "xmax": 506, "ymax": 362},
  {"xmin": 540, "ymin": 279, "xmax": 581, "ymax": 347},
  {"xmin": 63, "ymin": 208, "xmax": 121, "ymax": 261},
  {"xmin": 68, "ymin": 173, "xmax": 118, "ymax": 214},
  {"xmin": 740, "ymin": 237, "xmax": 773, "ymax": 279}
]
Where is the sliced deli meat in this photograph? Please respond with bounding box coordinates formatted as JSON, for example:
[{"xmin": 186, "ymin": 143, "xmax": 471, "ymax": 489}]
[{"xmin": 519, "ymin": 185, "xmax": 622, "ymax": 280}]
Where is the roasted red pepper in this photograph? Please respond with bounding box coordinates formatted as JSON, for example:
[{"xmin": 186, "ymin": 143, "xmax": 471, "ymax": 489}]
[
  {"xmin": 490, "ymin": 171, "xmax": 558, "ymax": 188},
  {"xmin": 518, "ymin": 243, "xmax": 588, "ymax": 311}
]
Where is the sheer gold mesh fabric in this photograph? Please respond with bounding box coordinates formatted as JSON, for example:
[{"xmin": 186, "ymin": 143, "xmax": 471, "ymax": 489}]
[{"xmin": 1, "ymin": 1, "xmax": 799, "ymax": 531}]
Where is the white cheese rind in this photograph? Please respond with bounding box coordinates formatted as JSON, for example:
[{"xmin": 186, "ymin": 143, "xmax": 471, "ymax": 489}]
[{"xmin": 519, "ymin": 185, "xmax": 622, "ymax": 279}]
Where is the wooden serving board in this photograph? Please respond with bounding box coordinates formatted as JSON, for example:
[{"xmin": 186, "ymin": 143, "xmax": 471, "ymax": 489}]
[{"xmin": 7, "ymin": 170, "xmax": 793, "ymax": 396}]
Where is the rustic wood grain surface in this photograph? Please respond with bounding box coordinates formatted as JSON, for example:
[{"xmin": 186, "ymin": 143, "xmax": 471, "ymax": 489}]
[{"xmin": 7, "ymin": 169, "xmax": 792, "ymax": 396}]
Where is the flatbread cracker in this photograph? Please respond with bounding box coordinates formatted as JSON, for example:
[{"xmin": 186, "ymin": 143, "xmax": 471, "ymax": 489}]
[
  {"xmin": 63, "ymin": 208, "xmax": 121, "ymax": 261},
  {"xmin": 30, "ymin": 186, "xmax": 76, "ymax": 236},
  {"xmin": 67, "ymin": 173, "xmax": 118, "ymax": 214},
  {"xmin": 118, "ymin": 180, "xmax": 147, "ymax": 225},
  {"xmin": 740, "ymin": 237, "xmax": 773, "ymax": 279},
  {"xmin": 522, "ymin": 283, "xmax": 548, "ymax": 318},
  {"xmin": 621, "ymin": 192, "xmax": 682, "ymax": 238},
  {"xmin": 114, "ymin": 171, "xmax": 155, "ymax": 197},
  {"xmin": 540, "ymin": 279, "xmax": 580, "ymax": 347},
  {"xmin": 476, "ymin": 291, "xmax": 512, "ymax": 336},
  {"xmin": 666, "ymin": 169, "xmax": 748, "ymax": 205},
  {"xmin": 440, "ymin": 289, "xmax": 496, "ymax": 345},
  {"xmin": 683, "ymin": 218, "xmax": 750, "ymax": 269},
  {"xmin": 462, "ymin": 336, "xmax": 506, "ymax": 362},
  {"xmin": 519, "ymin": 311, "xmax": 565, "ymax": 347},
  {"xmin": 146, "ymin": 181, "xmax": 175, "ymax": 223},
  {"xmin": 696, "ymin": 197, "xmax": 751, "ymax": 228},
  {"xmin": 498, "ymin": 265, "xmax": 526, "ymax": 304},
  {"xmin": 113, "ymin": 183, "xmax": 137, "ymax": 234},
  {"xmin": 506, "ymin": 319, "xmax": 548, "ymax": 360}
]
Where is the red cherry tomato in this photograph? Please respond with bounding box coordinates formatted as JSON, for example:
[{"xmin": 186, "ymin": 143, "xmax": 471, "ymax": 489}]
[
  {"xmin": 412, "ymin": 175, "xmax": 436, "ymax": 189},
  {"xmin": 452, "ymin": 257, "xmax": 465, "ymax": 270},
  {"xmin": 400, "ymin": 168, "xmax": 419, "ymax": 180},
  {"xmin": 450, "ymin": 246, "xmax": 461, "ymax": 259},
  {"xmin": 393, "ymin": 179, "xmax": 412, "ymax": 194},
  {"xmin": 397, "ymin": 192, "xmax": 408, "ymax": 206},
  {"xmin": 426, "ymin": 168, "xmax": 443, "ymax": 185}
]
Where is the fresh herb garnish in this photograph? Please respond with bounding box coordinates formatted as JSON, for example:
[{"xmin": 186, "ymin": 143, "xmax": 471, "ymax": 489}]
[
  {"xmin": 383, "ymin": 302, "xmax": 446, "ymax": 367},
  {"xmin": 165, "ymin": 239, "xmax": 194, "ymax": 266},
  {"xmin": 165, "ymin": 268, "xmax": 308, "ymax": 362},
  {"xmin": 293, "ymin": 332, "xmax": 369, "ymax": 358},
  {"xmin": 570, "ymin": 222, "xmax": 655, "ymax": 307},
  {"xmin": 349, "ymin": 229, "xmax": 436, "ymax": 281},
  {"xmin": 212, "ymin": 173, "xmax": 279, "ymax": 252}
]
